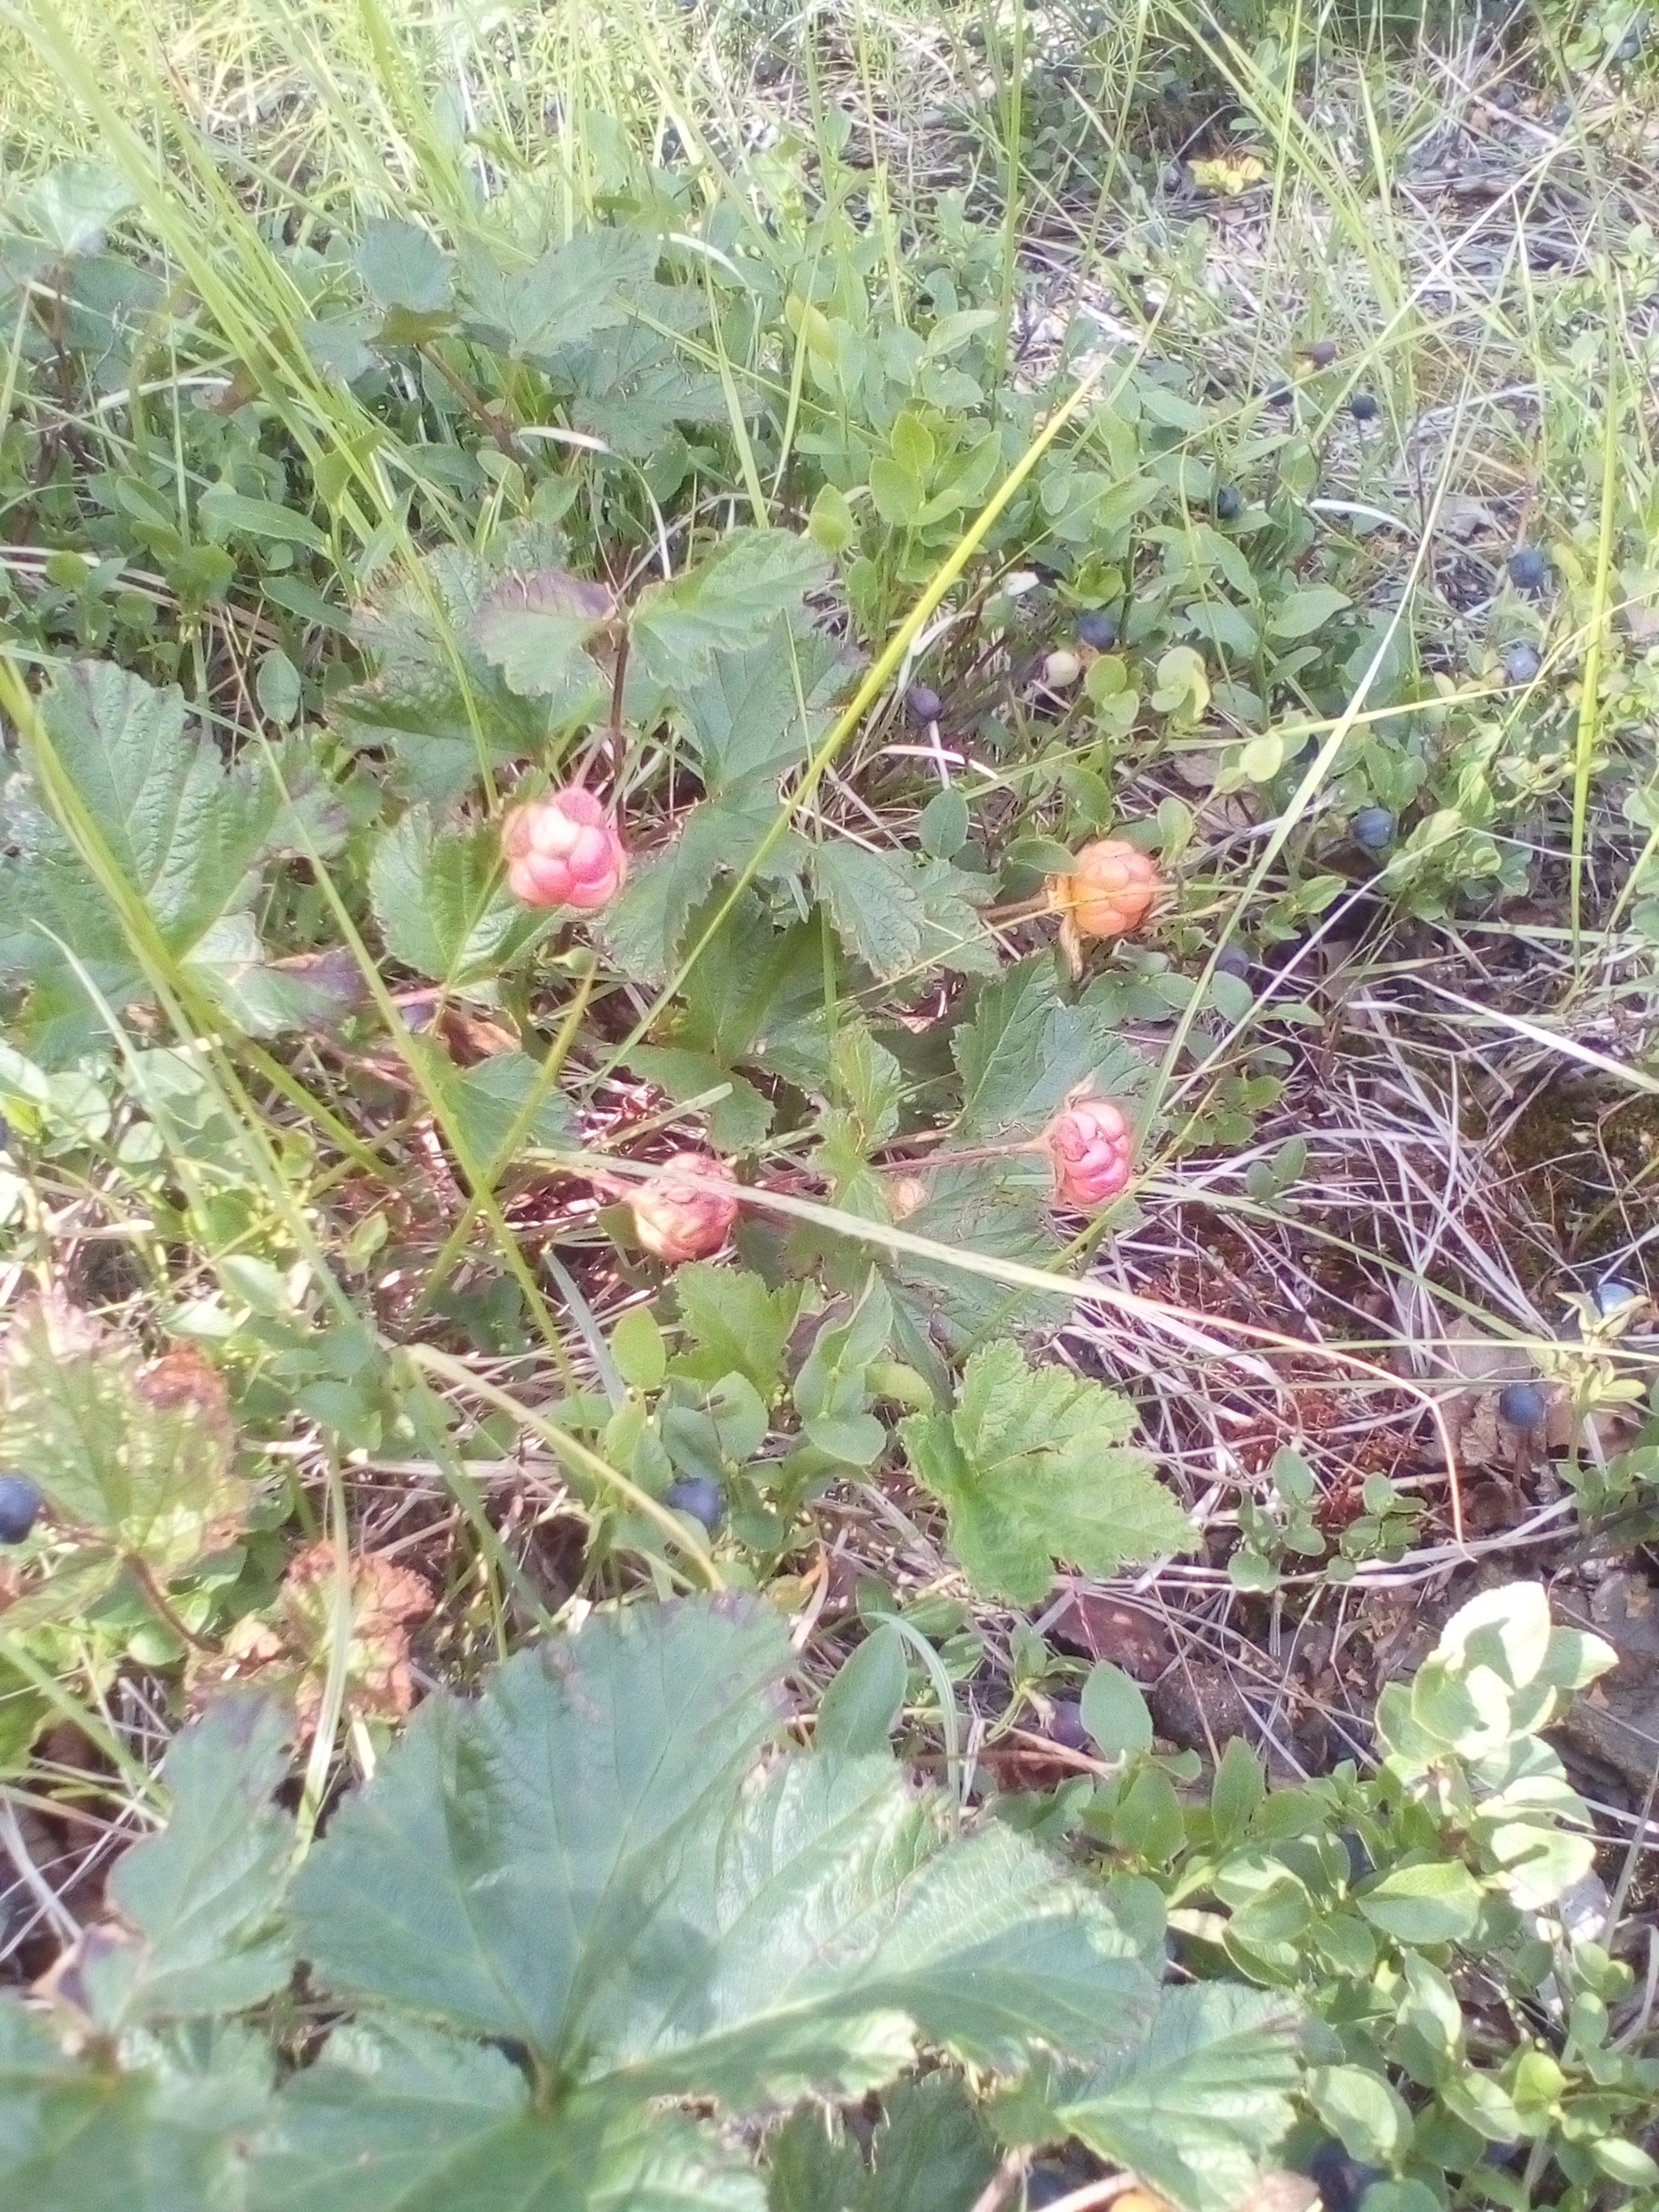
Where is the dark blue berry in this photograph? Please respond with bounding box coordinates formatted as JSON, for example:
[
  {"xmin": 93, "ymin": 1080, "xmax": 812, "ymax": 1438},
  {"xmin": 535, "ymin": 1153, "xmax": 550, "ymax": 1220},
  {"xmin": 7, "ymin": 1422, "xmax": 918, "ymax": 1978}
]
[
  {"xmin": 0, "ymin": 1110, "xmax": 11, "ymax": 1153},
  {"xmin": 1025, "ymin": 2172, "xmax": 1075, "ymax": 2209},
  {"xmin": 906, "ymin": 684, "xmax": 943, "ymax": 725},
  {"xmin": 1617, "ymin": 27, "xmax": 1641, "ymax": 61},
  {"xmin": 1340, "ymin": 1829, "xmax": 1374, "ymax": 1881},
  {"xmin": 1049, "ymin": 1697, "xmax": 1086, "ymax": 1750},
  {"xmin": 1508, "ymin": 546, "xmax": 1550, "ymax": 592},
  {"xmin": 664, "ymin": 1476, "xmax": 723, "ymax": 1534},
  {"xmin": 1501, "ymin": 641, "xmax": 1542, "ymax": 684},
  {"xmin": 1213, "ymin": 484, "xmax": 1243, "ymax": 521},
  {"xmin": 1307, "ymin": 2141, "xmax": 1386, "ymax": 2212},
  {"xmin": 1352, "ymin": 806, "xmax": 1394, "ymax": 850},
  {"xmin": 1350, "ymin": 390, "xmax": 1380, "ymax": 421},
  {"xmin": 0, "ymin": 1474, "xmax": 43, "ymax": 1545},
  {"xmin": 1498, "ymin": 1381, "xmax": 1546, "ymax": 1430},
  {"xmin": 1304, "ymin": 337, "xmax": 1338, "ymax": 368},
  {"xmin": 1595, "ymin": 1276, "xmax": 1641, "ymax": 1317},
  {"xmin": 1162, "ymin": 75, "xmax": 1189, "ymax": 103},
  {"xmin": 1214, "ymin": 943, "xmax": 1252, "ymax": 978},
  {"xmin": 1075, "ymin": 608, "xmax": 1119, "ymax": 650}
]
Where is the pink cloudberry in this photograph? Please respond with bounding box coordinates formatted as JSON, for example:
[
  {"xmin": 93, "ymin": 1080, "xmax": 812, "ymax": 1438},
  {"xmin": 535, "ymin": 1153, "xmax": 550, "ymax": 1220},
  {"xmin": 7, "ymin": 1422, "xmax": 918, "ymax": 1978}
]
[{"xmin": 501, "ymin": 786, "xmax": 627, "ymax": 911}]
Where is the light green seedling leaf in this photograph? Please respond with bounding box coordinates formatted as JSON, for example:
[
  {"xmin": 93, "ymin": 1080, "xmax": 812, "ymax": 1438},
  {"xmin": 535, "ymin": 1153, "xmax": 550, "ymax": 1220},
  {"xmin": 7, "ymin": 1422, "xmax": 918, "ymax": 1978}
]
[
  {"xmin": 902, "ymin": 1341, "xmax": 1192, "ymax": 1605},
  {"xmin": 1055, "ymin": 1984, "xmax": 1303, "ymax": 2212},
  {"xmin": 1081, "ymin": 1663, "xmax": 1154, "ymax": 1759},
  {"xmin": 85, "ymin": 1698, "xmax": 296, "ymax": 2030},
  {"xmin": 1309, "ymin": 2064, "xmax": 1411, "ymax": 2164},
  {"xmin": 1268, "ymin": 585, "xmax": 1352, "ymax": 639},
  {"xmin": 14, "ymin": 160, "xmax": 137, "ymax": 255},
  {"xmin": 1354, "ymin": 1860, "xmax": 1482, "ymax": 1945},
  {"xmin": 817, "ymin": 1624, "xmax": 907, "ymax": 1758},
  {"xmin": 369, "ymin": 811, "xmax": 550, "ymax": 984},
  {"xmin": 0, "ymin": 1298, "xmax": 252, "ymax": 1578}
]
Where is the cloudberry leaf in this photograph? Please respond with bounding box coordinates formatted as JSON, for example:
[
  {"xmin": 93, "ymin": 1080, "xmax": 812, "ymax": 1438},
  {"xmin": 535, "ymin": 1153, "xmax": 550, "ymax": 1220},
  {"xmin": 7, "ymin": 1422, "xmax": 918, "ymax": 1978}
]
[
  {"xmin": 901, "ymin": 1340, "xmax": 1192, "ymax": 1604},
  {"xmin": 631, "ymin": 531, "xmax": 830, "ymax": 688},
  {"xmin": 369, "ymin": 809, "xmax": 549, "ymax": 984}
]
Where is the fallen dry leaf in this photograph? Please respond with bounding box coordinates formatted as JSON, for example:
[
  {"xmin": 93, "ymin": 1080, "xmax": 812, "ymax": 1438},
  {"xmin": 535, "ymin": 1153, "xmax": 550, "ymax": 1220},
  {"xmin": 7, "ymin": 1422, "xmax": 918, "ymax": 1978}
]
[{"xmin": 193, "ymin": 1541, "xmax": 434, "ymax": 1734}]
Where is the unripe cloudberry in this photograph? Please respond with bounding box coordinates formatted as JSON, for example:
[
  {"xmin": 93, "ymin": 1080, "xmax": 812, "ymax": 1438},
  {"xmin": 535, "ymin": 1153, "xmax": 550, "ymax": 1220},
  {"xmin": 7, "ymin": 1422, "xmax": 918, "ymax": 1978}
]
[
  {"xmin": 1047, "ymin": 837, "xmax": 1162, "ymax": 974},
  {"xmin": 501, "ymin": 786, "xmax": 627, "ymax": 911},
  {"xmin": 629, "ymin": 1152, "xmax": 739, "ymax": 1264},
  {"xmin": 1045, "ymin": 1097, "xmax": 1134, "ymax": 1208}
]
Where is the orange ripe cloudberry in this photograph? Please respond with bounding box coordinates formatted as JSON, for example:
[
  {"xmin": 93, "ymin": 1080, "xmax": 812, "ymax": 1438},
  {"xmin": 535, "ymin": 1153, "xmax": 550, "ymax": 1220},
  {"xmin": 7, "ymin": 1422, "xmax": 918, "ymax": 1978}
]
[
  {"xmin": 501, "ymin": 786, "xmax": 627, "ymax": 911},
  {"xmin": 1046, "ymin": 837, "xmax": 1162, "ymax": 975}
]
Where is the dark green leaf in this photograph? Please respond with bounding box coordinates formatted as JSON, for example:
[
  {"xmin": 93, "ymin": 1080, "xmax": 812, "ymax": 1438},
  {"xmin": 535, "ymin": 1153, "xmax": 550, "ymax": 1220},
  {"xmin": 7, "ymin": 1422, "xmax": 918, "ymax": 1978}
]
[
  {"xmin": 816, "ymin": 1626, "xmax": 907, "ymax": 1757},
  {"xmin": 369, "ymin": 811, "xmax": 549, "ymax": 983},
  {"xmin": 1081, "ymin": 1663, "xmax": 1154, "ymax": 1759},
  {"xmin": 356, "ymin": 219, "xmax": 454, "ymax": 316},
  {"xmin": 87, "ymin": 1699, "xmax": 295, "ymax": 2029},
  {"xmin": 901, "ymin": 1341, "xmax": 1192, "ymax": 1605},
  {"xmin": 952, "ymin": 958, "xmax": 1150, "ymax": 1141},
  {"xmin": 632, "ymin": 532, "xmax": 830, "ymax": 689},
  {"xmin": 812, "ymin": 843, "xmax": 926, "ymax": 981},
  {"xmin": 1055, "ymin": 1984, "xmax": 1303, "ymax": 2212}
]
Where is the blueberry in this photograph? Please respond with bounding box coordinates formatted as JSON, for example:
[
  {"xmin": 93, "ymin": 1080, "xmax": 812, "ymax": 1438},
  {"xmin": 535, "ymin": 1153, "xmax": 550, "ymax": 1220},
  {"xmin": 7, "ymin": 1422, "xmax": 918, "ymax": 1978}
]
[
  {"xmin": 1617, "ymin": 28, "xmax": 1641, "ymax": 61},
  {"xmin": 1501, "ymin": 641, "xmax": 1542, "ymax": 684},
  {"xmin": 1508, "ymin": 545, "xmax": 1550, "ymax": 592},
  {"xmin": 1340, "ymin": 1828, "xmax": 1374, "ymax": 1881},
  {"xmin": 0, "ymin": 1474, "xmax": 42, "ymax": 1545},
  {"xmin": 1162, "ymin": 74, "xmax": 1190, "ymax": 102},
  {"xmin": 1352, "ymin": 806, "xmax": 1394, "ymax": 850},
  {"xmin": 1213, "ymin": 484, "xmax": 1243, "ymax": 521},
  {"xmin": 906, "ymin": 683, "xmax": 943, "ymax": 725},
  {"xmin": 1306, "ymin": 2140, "xmax": 1387, "ymax": 2212},
  {"xmin": 1350, "ymin": 390, "xmax": 1380, "ymax": 421},
  {"xmin": 1265, "ymin": 385, "xmax": 1293, "ymax": 408},
  {"xmin": 1304, "ymin": 337, "xmax": 1338, "ymax": 369},
  {"xmin": 1594, "ymin": 1276, "xmax": 1642, "ymax": 1317},
  {"xmin": 664, "ymin": 1477, "xmax": 723, "ymax": 1534},
  {"xmin": 1049, "ymin": 1697, "xmax": 1087, "ymax": 1750},
  {"xmin": 1498, "ymin": 1381, "xmax": 1547, "ymax": 1430},
  {"xmin": 1025, "ymin": 2172, "xmax": 1075, "ymax": 2210},
  {"xmin": 1076, "ymin": 607, "xmax": 1119, "ymax": 650},
  {"xmin": 1214, "ymin": 943, "xmax": 1252, "ymax": 978},
  {"xmin": 0, "ymin": 1110, "xmax": 11, "ymax": 1153}
]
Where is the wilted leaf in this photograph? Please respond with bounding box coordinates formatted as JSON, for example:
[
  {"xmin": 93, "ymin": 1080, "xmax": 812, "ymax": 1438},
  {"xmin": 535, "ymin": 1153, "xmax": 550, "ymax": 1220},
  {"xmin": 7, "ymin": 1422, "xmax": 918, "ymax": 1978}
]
[
  {"xmin": 196, "ymin": 1543, "xmax": 434, "ymax": 1735},
  {"xmin": 902, "ymin": 1340, "xmax": 1192, "ymax": 1604},
  {"xmin": 0, "ymin": 1302, "xmax": 250, "ymax": 1577}
]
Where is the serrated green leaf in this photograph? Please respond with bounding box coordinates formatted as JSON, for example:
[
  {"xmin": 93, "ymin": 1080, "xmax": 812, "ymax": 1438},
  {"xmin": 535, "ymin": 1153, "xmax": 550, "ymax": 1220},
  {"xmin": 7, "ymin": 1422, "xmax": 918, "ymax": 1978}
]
[
  {"xmin": 595, "ymin": 795, "xmax": 802, "ymax": 984},
  {"xmin": 0, "ymin": 2005, "xmax": 270, "ymax": 2212},
  {"xmin": 860, "ymin": 2073, "xmax": 997, "ymax": 2212},
  {"xmin": 369, "ymin": 811, "xmax": 549, "ymax": 983},
  {"xmin": 632, "ymin": 532, "xmax": 830, "ymax": 689},
  {"xmin": 0, "ymin": 663, "xmax": 342, "ymax": 1037},
  {"xmin": 0, "ymin": 1298, "xmax": 252, "ymax": 1578},
  {"xmin": 467, "ymin": 568, "xmax": 616, "ymax": 702},
  {"xmin": 291, "ymin": 1598, "xmax": 1154, "ymax": 2106},
  {"xmin": 624, "ymin": 1045, "xmax": 773, "ymax": 1152},
  {"xmin": 812, "ymin": 843, "xmax": 926, "ymax": 981},
  {"xmin": 14, "ymin": 160, "xmax": 136, "ymax": 255},
  {"xmin": 676, "ymin": 620, "xmax": 851, "ymax": 795},
  {"xmin": 439, "ymin": 1051, "xmax": 573, "ymax": 1170},
  {"xmin": 1054, "ymin": 1985, "xmax": 1302, "ymax": 2212},
  {"xmin": 952, "ymin": 958, "xmax": 1150, "ymax": 1140},
  {"xmin": 83, "ymin": 1699, "xmax": 296, "ymax": 2030},
  {"xmin": 356, "ymin": 219, "xmax": 454, "ymax": 316},
  {"xmin": 245, "ymin": 2021, "xmax": 762, "ymax": 2212},
  {"xmin": 457, "ymin": 230, "xmax": 654, "ymax": 362},
  {"xmin": 901, "ymin": 1341, "xmax": 1192, "ymax": 1605},
  {"xmin": 672, "ymin": 1264, "xmax": 803, "ymax": 1399}
]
